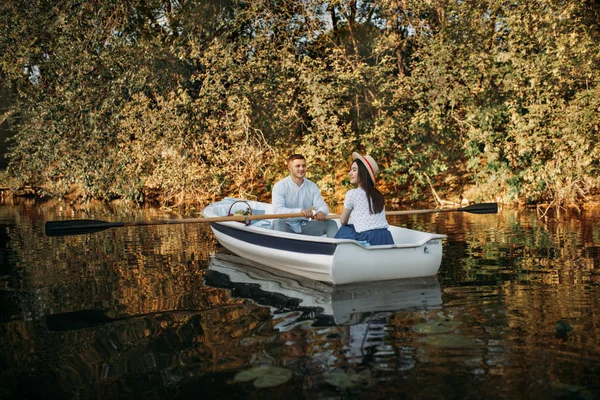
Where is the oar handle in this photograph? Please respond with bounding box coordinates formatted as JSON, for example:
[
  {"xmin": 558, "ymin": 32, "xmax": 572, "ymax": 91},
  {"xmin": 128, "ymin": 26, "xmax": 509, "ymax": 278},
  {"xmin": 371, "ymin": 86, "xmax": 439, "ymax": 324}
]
[
  {"xmin": 120, "ymin": 213, "xmax": 308, "ymax": 226},
  {"xmin": 117, "ymin": 212, "xmax": 338, "ymax": 225}
]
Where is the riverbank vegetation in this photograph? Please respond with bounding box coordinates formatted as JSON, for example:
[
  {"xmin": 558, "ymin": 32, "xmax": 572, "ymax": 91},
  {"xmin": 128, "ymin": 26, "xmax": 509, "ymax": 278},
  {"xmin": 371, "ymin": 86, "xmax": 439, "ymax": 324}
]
[{"xmin": 1, "ymin": 0, "xmax": 599, "ymax": 209}]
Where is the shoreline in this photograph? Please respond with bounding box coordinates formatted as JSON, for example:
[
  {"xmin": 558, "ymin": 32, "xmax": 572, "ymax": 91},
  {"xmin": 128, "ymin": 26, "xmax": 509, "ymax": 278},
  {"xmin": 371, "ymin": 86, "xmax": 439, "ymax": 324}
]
[{"xmin": 3, "ymin": 186, "xmax": 600, "ymax": 212}]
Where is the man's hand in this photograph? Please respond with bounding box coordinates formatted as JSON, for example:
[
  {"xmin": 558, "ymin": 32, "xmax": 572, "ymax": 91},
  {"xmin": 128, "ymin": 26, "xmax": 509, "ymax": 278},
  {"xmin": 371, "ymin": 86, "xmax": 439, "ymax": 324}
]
[
  {"xmin": 300, "ymin": 209, "xmax": 313, "ymax": 218},
  {"xmin": 312, "ymin": 211, "xmax": 327, "ymax": 220}
]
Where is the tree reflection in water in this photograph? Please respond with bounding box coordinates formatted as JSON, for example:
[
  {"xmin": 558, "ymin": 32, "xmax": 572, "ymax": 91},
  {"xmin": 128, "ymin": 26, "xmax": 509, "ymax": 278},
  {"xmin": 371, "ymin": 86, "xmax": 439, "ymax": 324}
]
[{"xmin": 1, "ymin": 198, "xmax": 599, "ymax": 399}]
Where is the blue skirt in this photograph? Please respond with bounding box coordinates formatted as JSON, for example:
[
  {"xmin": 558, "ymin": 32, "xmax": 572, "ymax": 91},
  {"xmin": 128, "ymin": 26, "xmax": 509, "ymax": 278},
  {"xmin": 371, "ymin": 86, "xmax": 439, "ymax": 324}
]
[{"xmin": 334, "ymin": 224, "xmax": 394, "ymax": 245}]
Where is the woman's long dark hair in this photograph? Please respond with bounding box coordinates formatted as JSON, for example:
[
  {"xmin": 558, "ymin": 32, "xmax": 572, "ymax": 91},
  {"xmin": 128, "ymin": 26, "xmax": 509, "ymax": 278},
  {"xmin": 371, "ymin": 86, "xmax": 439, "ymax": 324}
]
[{"xmin": 356, "ymin": 160, "xmax": 385, "ymax": 214}]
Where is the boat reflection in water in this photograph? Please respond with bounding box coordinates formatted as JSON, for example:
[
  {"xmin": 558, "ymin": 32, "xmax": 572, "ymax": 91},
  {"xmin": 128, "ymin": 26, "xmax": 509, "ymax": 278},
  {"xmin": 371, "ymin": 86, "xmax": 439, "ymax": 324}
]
[
  {"xmin": 206, "ymin": 253, "xmax": 443, "ymax": 367},
  {"xmin": 207, "ymin": 253, "xmax": 442, "ymax": 326}
]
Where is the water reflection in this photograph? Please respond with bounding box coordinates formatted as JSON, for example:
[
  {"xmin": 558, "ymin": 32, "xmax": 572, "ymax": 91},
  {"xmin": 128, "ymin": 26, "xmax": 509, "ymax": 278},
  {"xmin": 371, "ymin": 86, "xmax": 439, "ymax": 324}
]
[
  {"xmin": 206, "ymin": 252, "xmax": 443, "ymax": 326},
  {"xmin": 206, "ymin": 252, "xmax": 444, "ymax": 373},
  {"xmin": 1, "ymin": 198, "xmax": 599, "ymax": 399}
]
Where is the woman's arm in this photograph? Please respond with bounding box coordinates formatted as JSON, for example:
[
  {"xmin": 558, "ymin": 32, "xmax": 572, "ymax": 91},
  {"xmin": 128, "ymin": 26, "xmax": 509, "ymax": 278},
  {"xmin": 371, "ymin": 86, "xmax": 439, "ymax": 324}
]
[{"xmin": 339, "ymin": 207, "xmax": 352, "ymax": 225}]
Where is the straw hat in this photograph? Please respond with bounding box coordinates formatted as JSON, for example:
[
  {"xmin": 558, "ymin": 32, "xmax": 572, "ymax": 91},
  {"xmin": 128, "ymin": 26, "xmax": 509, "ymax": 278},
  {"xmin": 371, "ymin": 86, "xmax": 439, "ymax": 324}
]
[{"xmin": 352, "ymin": 152, "xmax": 379, "ymax": 183}]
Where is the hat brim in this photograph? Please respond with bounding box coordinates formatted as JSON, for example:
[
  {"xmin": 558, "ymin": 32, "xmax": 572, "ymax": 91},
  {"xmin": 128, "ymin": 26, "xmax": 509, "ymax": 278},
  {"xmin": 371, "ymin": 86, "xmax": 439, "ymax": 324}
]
[{"xmin": 352, "ymin": 152, "xmax": 377, "ymax": 183}]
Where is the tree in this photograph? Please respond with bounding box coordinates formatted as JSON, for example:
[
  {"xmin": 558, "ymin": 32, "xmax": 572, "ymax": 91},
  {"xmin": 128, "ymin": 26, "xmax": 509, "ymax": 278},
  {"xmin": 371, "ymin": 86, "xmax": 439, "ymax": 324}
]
[{"xmin": 1, "ymin": 0, "xmax": 599, "ymax": 207}]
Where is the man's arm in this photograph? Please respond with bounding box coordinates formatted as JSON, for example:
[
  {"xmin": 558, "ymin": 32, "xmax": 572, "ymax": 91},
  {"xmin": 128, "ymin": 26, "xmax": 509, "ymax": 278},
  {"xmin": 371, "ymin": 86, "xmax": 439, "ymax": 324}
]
[
  {"xmin": 272, "ymin": 180, "xmax": 302, "ymax": 214},
  {"xmin": 310, "ymin": 183, "xmax": 330, "ymax": 215}
]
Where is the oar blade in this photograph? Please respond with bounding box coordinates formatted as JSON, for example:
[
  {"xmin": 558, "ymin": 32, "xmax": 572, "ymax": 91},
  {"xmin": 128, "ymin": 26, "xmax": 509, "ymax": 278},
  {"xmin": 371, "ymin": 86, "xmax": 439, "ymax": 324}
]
[
  {"xmin": 459, "ymin": 203, "xmax": 498, "ymax": 214},
  {"xmin": 45, "ymin": 219, "xmax": 122, "ymax": 237}
]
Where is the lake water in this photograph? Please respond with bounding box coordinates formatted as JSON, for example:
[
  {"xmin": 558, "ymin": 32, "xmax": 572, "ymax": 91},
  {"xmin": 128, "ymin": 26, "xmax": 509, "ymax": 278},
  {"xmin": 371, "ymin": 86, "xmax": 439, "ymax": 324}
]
[{"xmin": 1, "ymin": 198, "xmax": 599, "ymax": 399}]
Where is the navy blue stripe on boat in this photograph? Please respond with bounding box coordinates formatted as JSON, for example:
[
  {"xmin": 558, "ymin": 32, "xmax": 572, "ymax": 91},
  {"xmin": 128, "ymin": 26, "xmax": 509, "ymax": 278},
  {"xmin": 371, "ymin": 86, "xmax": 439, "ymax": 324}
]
[{"xmin": 211, "ymin": 223, "xmax": 337, "ymax": 255}]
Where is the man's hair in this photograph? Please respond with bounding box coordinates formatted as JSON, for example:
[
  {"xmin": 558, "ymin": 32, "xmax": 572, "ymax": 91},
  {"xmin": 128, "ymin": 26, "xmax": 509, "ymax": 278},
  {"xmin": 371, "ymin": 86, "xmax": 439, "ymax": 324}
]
[{"xmin": 287, "ymin": 154, "xmax": 305, "ymax": 163}]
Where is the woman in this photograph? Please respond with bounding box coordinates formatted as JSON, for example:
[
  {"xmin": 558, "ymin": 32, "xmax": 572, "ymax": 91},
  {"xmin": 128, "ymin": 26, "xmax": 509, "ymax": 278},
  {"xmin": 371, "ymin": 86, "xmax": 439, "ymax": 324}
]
[{"xmin": 334, "ymin": 152, "xmax": 394, "ymax": 245}]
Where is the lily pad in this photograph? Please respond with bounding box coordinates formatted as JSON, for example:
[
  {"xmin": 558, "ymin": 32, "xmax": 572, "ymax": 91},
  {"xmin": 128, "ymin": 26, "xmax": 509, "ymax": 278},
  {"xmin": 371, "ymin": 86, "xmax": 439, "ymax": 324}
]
[
  {"xmin": 233, "ymin": 367, "xmax": 269, "ymax": 382},
  {"xmin": 412, "ymin": 318, "xmax": 462, "ymax": 334},
  {"xmin": 550, "ymin": 381, "xmax": 594, "ymax": 400},
  {"xmin": 325, "ymin": 370, "xmax": 371, "ymax": 389},
  {"xmin": 418, "ymin": 334, "xmax": 474, "ymax": 347},
  {"xmin": 555, "ymin": 320, "xmax": 573, "ymax": 335},
  {"xmin": 233, "ymin": 366, "xmax": 292, "ymax": 388}
]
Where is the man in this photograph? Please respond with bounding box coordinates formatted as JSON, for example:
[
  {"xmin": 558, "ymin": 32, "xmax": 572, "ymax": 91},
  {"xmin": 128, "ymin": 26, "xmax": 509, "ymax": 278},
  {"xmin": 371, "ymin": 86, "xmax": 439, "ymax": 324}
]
[{"xmin": 271, "ymin": 154, "xmax": 338, "ymax": 237}]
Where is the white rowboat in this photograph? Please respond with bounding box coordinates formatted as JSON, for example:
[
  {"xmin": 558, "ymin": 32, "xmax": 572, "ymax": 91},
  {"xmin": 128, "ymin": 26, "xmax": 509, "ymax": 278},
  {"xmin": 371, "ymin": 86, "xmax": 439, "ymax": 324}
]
[{"xmin": 202, "ymin": 198, "xmax": 447, "ymax": 285}]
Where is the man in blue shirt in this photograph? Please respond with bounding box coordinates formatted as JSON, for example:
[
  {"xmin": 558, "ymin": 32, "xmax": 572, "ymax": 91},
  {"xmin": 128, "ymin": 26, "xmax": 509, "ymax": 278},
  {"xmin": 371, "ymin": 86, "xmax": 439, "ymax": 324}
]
[{"xmin": 271, "ymin": 154, "xmax": 338, "ymax": 237}]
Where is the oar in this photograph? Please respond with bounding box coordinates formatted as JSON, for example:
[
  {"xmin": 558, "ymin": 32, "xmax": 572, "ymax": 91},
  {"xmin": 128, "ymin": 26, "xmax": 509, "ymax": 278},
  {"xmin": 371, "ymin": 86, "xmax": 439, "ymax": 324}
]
[
  {"xmin": 385, "ymin": 202, "xmax": 498, "ymax": 216},
  {"xmin": 45, "ymin": 212, "xmax": 309, "ymax": 237},
  {"xmin": 45, "ymin": 203, "xmax": 498, "ymax": 237}
]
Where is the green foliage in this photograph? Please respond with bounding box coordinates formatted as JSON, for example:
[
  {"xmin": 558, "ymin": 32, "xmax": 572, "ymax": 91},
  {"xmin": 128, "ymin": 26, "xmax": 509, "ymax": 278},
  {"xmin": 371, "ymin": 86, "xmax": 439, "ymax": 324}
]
[
  {"xmin": 1, "ymin": 0, "xmax": 599, "ymax": 207},
  {"xmin": 455, "ymin": 0, "xmax": 600, "ymax": 206}
]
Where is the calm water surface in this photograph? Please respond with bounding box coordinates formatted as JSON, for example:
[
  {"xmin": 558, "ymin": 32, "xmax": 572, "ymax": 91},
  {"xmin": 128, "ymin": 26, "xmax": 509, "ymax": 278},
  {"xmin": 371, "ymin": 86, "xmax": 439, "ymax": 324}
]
[{"xmin": 1, "ymin": 198, "xmax": 599, "ymax": 399}]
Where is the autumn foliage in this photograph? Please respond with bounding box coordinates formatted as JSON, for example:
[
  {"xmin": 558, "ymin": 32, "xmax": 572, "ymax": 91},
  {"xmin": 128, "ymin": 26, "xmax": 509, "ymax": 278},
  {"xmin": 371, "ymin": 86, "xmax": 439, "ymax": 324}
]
[{"xmin": 1, "ymin": 0, "xmax": 599, "ymax": 208}]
